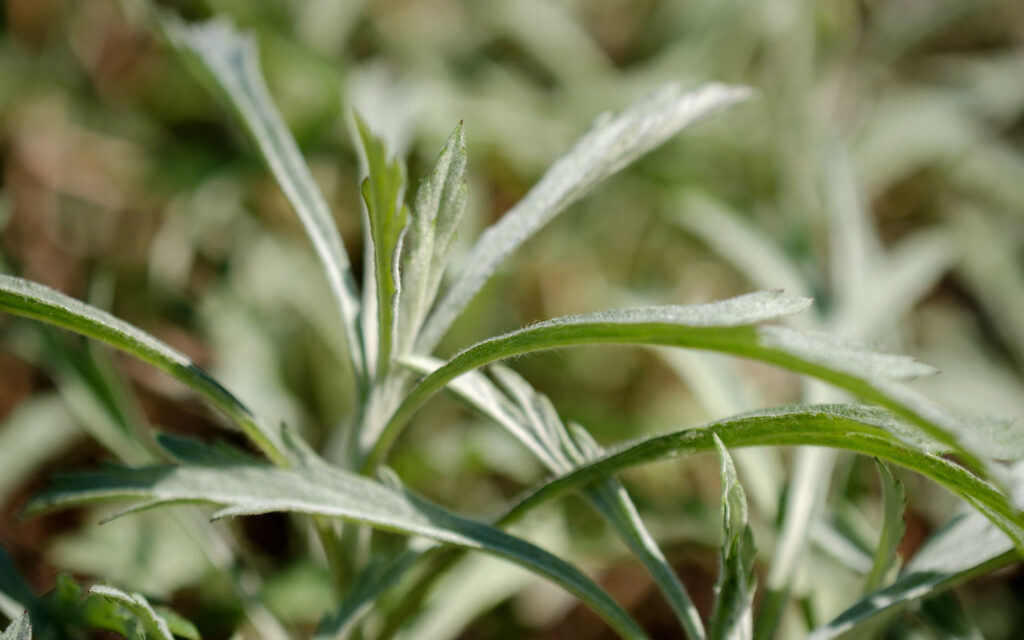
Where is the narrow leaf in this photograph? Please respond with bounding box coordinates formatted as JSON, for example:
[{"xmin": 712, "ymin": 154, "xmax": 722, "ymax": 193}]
[
  {"xmin": 30, "ymin": 438, "xmax": 649, "ymax": 640},
  {"xmin": 416, "ymin": 82, "xmax": 752, "ymax": 352},
  {"xmin": 864, "ymin": 460, "xmax": 907, "ymax": 592},
  {"xmin": 709, "ymin": 436, "xmax": 756, "ymax": 640},
  {"xmin": 495, "ymin": 406, "xmax": 1024, "ymax": 548},
  {"xmin": 89, "ymin": 585, "xmax": 175, "ymax": 640},
  {"xmin": 1, "ymin": 613, "xmax": 30, "ymax": 640},
  {"xmin": 398, "ymin": 124, "xmax": 468, "ymax": 354},
  {"xmin": 402, "ymin": 356, "xmax": 706, "ymax": 638},
  {"xmin": 808, "ymin": 463, "xmax": 1024, "ymax": 640},
  {"xmin": 162, "ymin": 17, "xmax": 365, "ymax": 381},
  {"xmin": 354, "ymin": 114, "xmax": 410, "ymax": 378},
  {"xmin": 0, "ymin": 275, "xmax": 287, "ymax": 465},
  {"xmin": 372, "ymin": 291, "xmax": 995, "ymax": 473}
]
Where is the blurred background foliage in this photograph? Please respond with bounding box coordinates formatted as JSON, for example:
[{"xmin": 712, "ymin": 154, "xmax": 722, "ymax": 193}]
[{"xmin": 1, "ymin": 0, "xmax": 1024, "ymax": 638}]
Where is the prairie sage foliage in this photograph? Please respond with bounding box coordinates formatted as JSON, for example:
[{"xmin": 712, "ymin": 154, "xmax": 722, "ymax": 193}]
[{"xmin": 1, "ymin": 12, "xmax": 1022, "ymax": 640}]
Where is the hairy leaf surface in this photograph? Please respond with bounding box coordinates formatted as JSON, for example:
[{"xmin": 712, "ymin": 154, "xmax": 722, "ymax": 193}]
[
  {"xmin": 864, "ymin": 461, "xmax": 907, "ymax": 592},
  {"xmin": 809, "ymin": 469, "xmax": 1023, "ymax": 640},
  {"xmin": 398, "ymin": 124, "xmax": 468, "ymax": 354},
  {"xmin": 0, "ymin": 275, "xmax": 287, "ymax": 464},
  {"xmin": 416, "ymin": 82, "xmax": 752, "ymax": 351},
  {"xmin": 709, "ymin": 436, "xmax": 756, "ymax": 640},
  {"xmin": 164, "ymin": 17, "xmax": 365, "ymax": 381},
  {"xmin": 30, "ymin": 437, "xmax": 648, "ymax": 640},
  {"xmin": 496, "ymin": 406, "xmax": 1023, "ymax": 547},
  {"xmin": 354, "ymin": 114, "xmax": 410, "ymax": 377},
  {"xmin": 1, "ymin": 613, "xmax": 30, "ymax": 640}
]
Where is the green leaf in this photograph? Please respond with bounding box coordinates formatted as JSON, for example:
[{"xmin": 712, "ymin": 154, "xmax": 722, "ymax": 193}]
[
  {"xmin": 808, "ymin": 467, "xmax": 1023, "ymax": 640},
  {"xmin": 864, "ymin": 460, "xmax": 907, "ymax": 593},
  {"xmin": 383, "ymin": 292, "xmax": 1024, "ymax": 489},
  {"xmin": 1, "ymin": 613, "xmax": 30, "ymax": 640},
  {"xmin": 354, "ymin": 114, "xmax": 411, "ymax": 378},
  {"xmin": 401, "ymin": 356, "xmax": 705, "ymax": 638},
  {"xmin": 495, "ymin": 406, "xmax": 1023, "ymax": 548},
  {"xmin": 373, "ymin": 291, "xmax": 982, "ymax": 470},
  {"xmin": 398, "ymin": 123, "xmax": 468, "ymax": 355},
  {"xmin": 416, "ymin": 82, "xmax": 752, "ymax": 352},
  {"xmin": 0, "ymin": 275, "xmax": 287, "ymax": 465},
  {"xmin": 162, "ymin": 17, "xmax": 365, "ymax": 382},
  {"xmin": 88, "ymin": 585, "xmax": 176, "ymax": 640},
  {"xmin": 30, "ymin": 437, "xmax": 649, "ymax": 640},
  {"xmin": 709, "ymin": 436, "xmax": 756, "ymax": 640}
]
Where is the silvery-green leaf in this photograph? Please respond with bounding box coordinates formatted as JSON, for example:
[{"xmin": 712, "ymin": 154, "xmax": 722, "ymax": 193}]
[
  {"xmin": 496, "ymin": 406, "xmax": 1023, "ymax": 548},
  {"xmin": 0, "ymin": 275, "xmax": 287, "ymax": 465},
  {"xmin": 402, "ymin": 356, "xmax": 706, "ymax": 638},
  {"xmin": 398, "ymin": 124, "xmax": 468, "ymax": 354},
  {"xmin": 354, "ymin": 114, "xmax": 410, "ymax": 378},
  {"xmin": 399, "ymin": 355, "xmax": 548, "ymax": 465},
  {"xmin": 865, "ymin": 461, "xmax": 907, "ymax": 593},
  {"xmin": 371, "ymin": 292, "xmax": 1004, "ymax": 477},
  {"xmin": 162, "ymin": 17, "xmax": 365, "ymax": 381},
  {"xmin": 30, "ymin": 438, "xmax": 649, "ymax": 640},
  {"xmin": 416, "ymin": 82, "xmax": 752, "ymax": 352},
  {"xmin": 89, "ymin": 585, "xmax": 177, "ymax": 640},
  {"xmin": 0, "ymin": 613, "xmax": 30, "ymax": 640},
  {"xmin": 709, "ymin": 436, "xmax": 755, "ymax": 640},
  {"xmin": 808, "ymin": 473, "xmax": 1022, "ymax": 640}
]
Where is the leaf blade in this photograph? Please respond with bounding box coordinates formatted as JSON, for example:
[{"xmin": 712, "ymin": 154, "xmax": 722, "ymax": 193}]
[
  {"xmin": 398, "ymin": 123, "xmax": 468, "ymax": 354},
  {"xmin": 496, "ymin": 405, "xmax": 1023, "ymax": 548},
  {"xmin": 0, "ymin": 275, "xmax": 287, "ymax": 465},
  {"xmin": 416, "ymin": 82, "xmax": 752, "ymax": 352},
  {"xmin": 709, "ymin": 436, "xmax": 756, "ymax": 640},
  {"xmin": 864, "ymin": 460, "xmax": 907, "ymax": 593},
  {"xmin": 0, "ymin": 613, "xmax": 30, "ymax": 640},
  {"xmin": 31, "ymin": 440, "xmax": 649, "ymax": 640},
  {"xmin": 354, "ymin": 114, "xmax": 410, "ymax": 377},
  {"xmin": 373, "ymin": 291, "xmax": 998, "ymax": 473},
  {"xmin": 163, "ymin": 17, "xmax": 365, "ymax": 381},
  {"xmin": 89, "ymin": 585, "xmax": 176, "ymax": 640}
]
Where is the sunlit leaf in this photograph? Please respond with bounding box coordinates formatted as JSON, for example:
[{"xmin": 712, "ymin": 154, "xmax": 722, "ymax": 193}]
[
  {"xmin": 416, "ymin": 82, "xmax": 752, "ymax": 352},
  {"xmin": 808, "ymin": 462, "xmax": 1024, "ymax": 640},
  {"xmin": 89, "ymin": 585, "xmax": 176, "ymax": 640},
  {"xmin": 30, "ymin": 437, "xmax": 649, "ymax": 640},
  {"xmin": 372, "ymin": 292, "xmax": 1004, "ymax": 475},
  {"xmin": 496, "ymin": 406, "xmax": 1023, "ymax": 547},
  {"xmin": 398, "ymin": 123, "xmax": 468, "ymax": 355},
  {"xmin": 402, "ymin": 356, "xmax": 705, "ymax": 638},
  {"xmin": 1, "ymin": 613, "xmax": 30, "ymax": 640},
  {"xmin": 864, "ymin": 461, "xmax": 906, "ymax": 593},
  {"xmin": 163, "ymin": 17, "xmax": 365, "ymax": 381},
  {"xmin": 0, "ymin": 275, "xmax": 287, "ymax": 465},
  {"xmin": 354, "ymin": 114, "xmax": 410, "ymax": 378},
  {"xmin": 709, "ymin": 436, "xmax": 755, "ymax": 640}
]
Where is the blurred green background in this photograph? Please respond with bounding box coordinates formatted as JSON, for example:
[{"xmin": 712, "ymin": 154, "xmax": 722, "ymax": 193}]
[{"xmin": 2, "ymin": 0, "xmax": 1024, "ymax": 638}]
